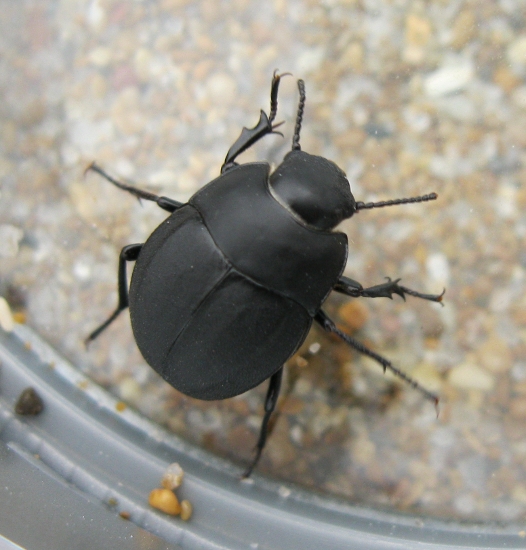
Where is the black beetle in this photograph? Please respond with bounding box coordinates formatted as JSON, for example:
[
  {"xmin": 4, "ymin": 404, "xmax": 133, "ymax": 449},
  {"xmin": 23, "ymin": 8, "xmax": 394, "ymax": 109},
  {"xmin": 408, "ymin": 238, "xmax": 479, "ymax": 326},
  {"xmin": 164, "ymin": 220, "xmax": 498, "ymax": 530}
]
[{"xmin": 86, "ymin": 73, "xmax": 444, "ymax": 477}]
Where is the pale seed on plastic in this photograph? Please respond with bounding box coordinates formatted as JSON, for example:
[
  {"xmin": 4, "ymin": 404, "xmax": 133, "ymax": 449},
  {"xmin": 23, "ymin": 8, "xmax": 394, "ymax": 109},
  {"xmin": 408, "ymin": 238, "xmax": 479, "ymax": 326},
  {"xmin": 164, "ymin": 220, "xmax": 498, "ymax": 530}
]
[{"xmin": 180, "ymin": 499, "xmax": 193, "ymax": 521}]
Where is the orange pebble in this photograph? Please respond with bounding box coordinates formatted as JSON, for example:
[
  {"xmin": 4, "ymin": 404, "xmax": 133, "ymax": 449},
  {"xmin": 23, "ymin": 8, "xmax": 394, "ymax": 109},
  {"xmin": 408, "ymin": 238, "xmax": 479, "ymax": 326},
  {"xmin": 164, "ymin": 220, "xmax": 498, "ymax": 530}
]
[{"xmin": 148, "ymin": 488, "xmax": 181, "ymax": 516}]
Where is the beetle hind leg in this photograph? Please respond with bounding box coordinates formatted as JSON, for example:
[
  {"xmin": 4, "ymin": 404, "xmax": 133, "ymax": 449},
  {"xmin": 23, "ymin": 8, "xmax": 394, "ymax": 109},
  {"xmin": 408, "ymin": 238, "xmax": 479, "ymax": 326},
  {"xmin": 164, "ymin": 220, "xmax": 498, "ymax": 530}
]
[
  {"xmin": 85, "ymin": 243, "xmax": 142, "ymax": 346},
  {"xmin": 242, "ymin": 367, "xmax": 284, "ymax": 478},
  {"xmin": 315, "ymin": 309, "xmax": 439, "ymax": 410}
]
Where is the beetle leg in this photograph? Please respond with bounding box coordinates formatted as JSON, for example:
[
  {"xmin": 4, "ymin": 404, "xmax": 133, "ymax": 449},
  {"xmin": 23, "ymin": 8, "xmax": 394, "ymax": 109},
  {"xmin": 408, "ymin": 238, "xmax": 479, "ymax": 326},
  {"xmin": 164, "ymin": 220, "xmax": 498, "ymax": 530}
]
[
  {"xmin": 315, "ymin": 309, "xmax": 439, "ymax": 410},
  {"xmin": 85, "ymin": 243, "xmax": 142, "ymax": 345},
  {"xmin": 334, "ymin": 276, "xmax": 445, "ymax": 304},
  {"xmin": 221, "ymin": 72, "xmax": 288, "ymax": 173},
  {"xmin": 242, "ymin": 367, "xmax": 284, "ymax": 478},
  {"xmin": 85, "ymin": 162, "xmax": 183, "ymax": 213}
]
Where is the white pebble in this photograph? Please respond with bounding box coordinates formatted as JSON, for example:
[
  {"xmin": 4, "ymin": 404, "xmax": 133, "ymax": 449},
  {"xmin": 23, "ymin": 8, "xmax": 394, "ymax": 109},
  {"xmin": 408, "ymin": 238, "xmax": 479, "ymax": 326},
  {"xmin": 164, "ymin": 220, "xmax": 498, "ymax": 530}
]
[
  {"xmin": 206, "ymin": 73, "xmax": 237, "ymax": 106},
  {"xmin": 436, "ymin": 95, "xmax": 476, "ymax": 122},
  {"xmin": 512, "ymin": 85, "xmax": 526, "ymax": 109},
  {"xmin": 495, "ymin": 184, "xmax": 518, "ymax": 219},
  {"xmin": 119, "ymin": 377, "xmax": 141, "ymax": 402},
  {"xmin": 73, "ymin": 259, "xmax": 92, "ymax": 281},
  {"xmin": 0, "ymin": 297, "xmax": 14, "ymax": 332},
  {"xmin": 308, "ymin": 342, "xmax": 321, "ymax": 354},
  {"xmin": 86, "ymin": 0, "xmax": 106, "ymax": 29},
  {"xmin": 424, "ymin": 61, "xmax": 474, "ymax": 98},
  {"xmin": 297, "ymin": 46, "xmax": 326, "ymax": 73},
  {"xmin": 448, "ymin": 363, "xmax": 495, "ymax": 392},
  {"xmin": 507, "ymin": 35, "xmax": 526, "ymax": 67},
  {"xmin": 88, "ymin": 46, "xmax": 113, "ymax": 67},
  {"xmin": 426, "ymin": 252, "xmax": 450, "ymax": 287},
  {"xmin": 0, "ymin": 224, "xmax": 23, "ymax": 258},
  {"xmin": 161, "ymin": 462, "xmax": 184, "ymax": 490}
]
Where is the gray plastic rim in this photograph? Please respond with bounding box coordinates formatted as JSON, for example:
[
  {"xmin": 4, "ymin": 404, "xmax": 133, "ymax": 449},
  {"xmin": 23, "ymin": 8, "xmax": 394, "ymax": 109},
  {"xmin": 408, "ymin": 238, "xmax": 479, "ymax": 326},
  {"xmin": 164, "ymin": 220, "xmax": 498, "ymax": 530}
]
[{"xmin": 0, "ymin": 325, "xmax": 524, "ymax": 550}]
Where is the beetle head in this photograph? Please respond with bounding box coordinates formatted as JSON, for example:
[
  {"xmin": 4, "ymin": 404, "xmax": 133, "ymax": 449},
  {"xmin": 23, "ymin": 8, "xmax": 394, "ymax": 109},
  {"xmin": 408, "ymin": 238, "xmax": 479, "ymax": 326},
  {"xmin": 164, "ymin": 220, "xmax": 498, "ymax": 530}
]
[{"xmin": 270, "ymin": 150, "xmax": 356, "ymax": 231}]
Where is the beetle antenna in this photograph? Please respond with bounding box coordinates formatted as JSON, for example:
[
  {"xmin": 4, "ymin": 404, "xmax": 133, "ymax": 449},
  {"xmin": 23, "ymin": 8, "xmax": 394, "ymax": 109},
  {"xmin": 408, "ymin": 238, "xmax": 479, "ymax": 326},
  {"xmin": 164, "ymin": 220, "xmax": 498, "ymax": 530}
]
[
  {"xmin": 291, "ymin": 79, "xmax": 306, "ymax": 151},
  {"xmin": 356, "ymin": 192, "xmax": 437, "ymax": 211}
]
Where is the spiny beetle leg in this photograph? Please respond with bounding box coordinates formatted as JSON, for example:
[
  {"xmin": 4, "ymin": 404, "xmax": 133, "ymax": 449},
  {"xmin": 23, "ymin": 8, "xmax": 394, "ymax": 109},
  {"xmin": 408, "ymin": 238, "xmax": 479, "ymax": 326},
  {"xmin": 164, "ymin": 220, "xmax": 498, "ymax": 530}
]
[
  {"xmin": 85, "ymin": 243, "xmax": 142, "ymax": 346},
  {"xmin": 269, "ymin": 69, "xmax": 291, "ymax": 123},
  {"xmin": 242, "ymin": 367, "xmax": 284, "ymax": 478},
  {"xmin": 85, "ymin": 162, "xmax": 182, "ymax": 213},
  {"xmin": 314, "ymin": 309, "xmax": 439, "ymax": 411},
  {"xmin": 334, "ymin": 275, "xmax": 445, "ymax": 304},
  {"xmin": 221, "ymin": 72, "xmax": 289, "ymax": 173}
]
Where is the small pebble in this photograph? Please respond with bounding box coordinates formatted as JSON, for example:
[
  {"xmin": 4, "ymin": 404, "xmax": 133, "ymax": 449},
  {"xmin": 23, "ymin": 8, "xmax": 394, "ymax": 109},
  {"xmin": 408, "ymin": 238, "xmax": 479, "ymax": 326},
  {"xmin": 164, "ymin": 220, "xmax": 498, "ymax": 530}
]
[
  {"xmin": 338, "ymin": 301, "xmax": 368, "ymax": 332},
  {"xmin": 0, "ymin": 297, "xmax": 15, "ymax": 332},
  {"xmin": 118, "ymin": 377, "xmax": 141, "ymax": 402},
  {"xmin": 0, "ymin": 224, "xmax": 23, "ymax": 258},
  {"xmin": 88, "ymin": 46, "xmax": 113, "ymax": 67},
  {"xmin": 476, "ymin": 335, "xmax": 512, "ymax": 374},
  {"xmin": 294, "ymin": 355, "xmax": 308, "ymax": 368},
  {"xmin": 451, "ymin": 10, "xmax": 476, "ymax": 49},
  {"xmin": 447, "ymin": 363, "xmax": 495, "ymax": 392},
  {"xmin": 507, "ymin": 36, "xmax": 526, "ymax": 67},
  {"xmin": 15, "ymin": 387, "xmax": 44, "ymax": 416},
  {"xmin": 405, "ymin": 14, "xmax": 432, "ymax": 47},
  {"xmin": 424, "ymin": 61, "xmax": 474, "ymax": 98},
  {"xmin": 426, "ymin": 252, "xmax": 450, "ymax": 287},
  {"xmin": 308, "ymin": 342, "xmax": 321, "ymax": 354},
  {"xmin": 148, "ymin": 488, "xmax": 181, "ymax": 516},
  {"xmin": 115, "ymin": 401, "xmax": 127, "ymax": 412},
  {"xmin": 410, "ymin": 363, "xmax": 443, "ymax": 393},
  {"xmin": 180, "ymin": 499, "xmax": 193, "ymax": 521},
  {"xmin": 161, "ymin": 462, "xmax": 184, "ymax": 490}
]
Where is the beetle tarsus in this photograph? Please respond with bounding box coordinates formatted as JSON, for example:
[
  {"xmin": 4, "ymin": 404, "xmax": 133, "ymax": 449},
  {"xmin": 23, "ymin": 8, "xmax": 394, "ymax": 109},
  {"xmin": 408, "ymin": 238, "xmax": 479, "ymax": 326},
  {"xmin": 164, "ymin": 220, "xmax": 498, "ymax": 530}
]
[
  {"xmin": 85, "ymin": 162, "xmax": 158, "ymax": 202},
  {"xmin": 335, "ymin": 275, "xmax": 445, "ymax": 304},
  {"xmin": 315, "ymin": 309, "xmax": 439, "ymax": 407},
  {"xmin": 269, "ymin": 70, "xmax": 291, "ymax": 123}
]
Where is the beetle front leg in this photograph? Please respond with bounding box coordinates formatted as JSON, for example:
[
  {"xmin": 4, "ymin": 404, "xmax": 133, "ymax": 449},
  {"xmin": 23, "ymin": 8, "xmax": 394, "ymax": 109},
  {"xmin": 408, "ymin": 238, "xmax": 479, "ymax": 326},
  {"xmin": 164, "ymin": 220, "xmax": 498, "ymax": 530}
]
[
  {"xmin": 315, "ymin": 309, "xmax": 439, "ymax": 409},
  {"xmin": 221, "ymin": 71, "xmax": 288, "ymax": 173},
  {"xmin": 242, "ymin": 367, "xmax": 284, "ymax": 478},
  {"xmin": 85, "ymin": 243, "xmax": 142, "ymax": 345},
  {"xmin": 334, "ymin": 276, "xmax": 445, "ymax": 303}
]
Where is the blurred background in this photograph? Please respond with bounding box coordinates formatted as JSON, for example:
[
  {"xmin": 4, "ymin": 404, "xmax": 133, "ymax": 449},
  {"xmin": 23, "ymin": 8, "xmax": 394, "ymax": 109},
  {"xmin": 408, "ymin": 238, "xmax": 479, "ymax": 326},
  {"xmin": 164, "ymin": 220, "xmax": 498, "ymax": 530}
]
[{"xmin": 1, "ymin": 0, "xmax": 526, "ymax": 523}]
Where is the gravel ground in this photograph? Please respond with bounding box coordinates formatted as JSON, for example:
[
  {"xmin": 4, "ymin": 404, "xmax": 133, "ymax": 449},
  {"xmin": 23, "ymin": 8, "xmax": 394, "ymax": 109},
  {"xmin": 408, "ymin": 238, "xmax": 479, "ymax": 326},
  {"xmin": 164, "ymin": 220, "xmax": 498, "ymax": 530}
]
[{"xmin": 1, "ymin": 0, "xmax": 526, "ymax": 524}]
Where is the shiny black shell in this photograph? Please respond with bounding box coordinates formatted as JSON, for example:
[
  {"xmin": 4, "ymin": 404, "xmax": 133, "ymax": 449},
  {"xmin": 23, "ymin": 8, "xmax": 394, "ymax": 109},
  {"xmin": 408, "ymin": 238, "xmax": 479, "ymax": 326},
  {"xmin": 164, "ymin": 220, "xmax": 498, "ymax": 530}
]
[{"xmin": 128, "ymin": 162, "xmax": 348, "ymax": 400}]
